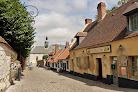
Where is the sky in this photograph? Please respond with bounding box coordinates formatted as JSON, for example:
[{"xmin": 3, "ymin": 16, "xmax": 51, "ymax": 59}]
[{"xmin": 20, "ymin": 0, "xmax": 120, "ymax": 46}]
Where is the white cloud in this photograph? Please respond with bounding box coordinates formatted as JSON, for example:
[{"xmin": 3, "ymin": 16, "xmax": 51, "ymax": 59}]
[
  {"xmin": 33, "ymin": 12, "xmax": 84, "ymax": 46},
  {"xmin": 21, "ymin": 0, "xmax": 121, "ymax": 46}
]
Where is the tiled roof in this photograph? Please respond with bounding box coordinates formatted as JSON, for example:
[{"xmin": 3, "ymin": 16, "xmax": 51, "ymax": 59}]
[
  {"xmin": 123, "ymin": 2, "xmax": 138, "ymax": 16},
  {"xmin": 70, "ymin": 41, "xmax": 76, "ymax": 50},
  {"xmin": 53, "ymin": 47, "xmax": 69, "ymax": 62},
  {"xmin": 0, "ymin": 36, "xmax": 17, "ymax": 53},
  {"xmin": 75, "ymin": 0, "xmax": 138, "ymax": 50},
  {"xmin": 125, "ymin": 30, "xmax": 138, "ymax": 38},
  {"xmin": 31, "ymin": 44, "xmax": 65, "ymax": 54},
  {"xmin": 52, "ymin": 49, "xmax": 63, "ymax": 58},
  {"xmin": 58, "ymin": 47, "xmax": 69, "ymax": 60},
  {"xmin": 53, "ymin": 49, "xmax": 65, "ymax": 62},
  {"xmin": 74, "ymin": 32, "xmax": 87, "ymax": 37},
  {"xmin": 31, "ymin": 46, "xmax": 49, "ymax": 54},
  {"xmin": 47, "ymin": 49, "xmax": 63, "ymax": 62},
  {"xmin": 83, "ymin": 20, "xmax": 98, "ymax": 32}
]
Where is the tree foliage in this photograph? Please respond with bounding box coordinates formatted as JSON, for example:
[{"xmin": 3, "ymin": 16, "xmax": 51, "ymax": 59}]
[
  {"xmin": 43, "ymin": 55, "xmax": 49, "ymax": 60},
  {"xmin": 0, "ymin": 0, "xmax": 36, "ymax": 59}
]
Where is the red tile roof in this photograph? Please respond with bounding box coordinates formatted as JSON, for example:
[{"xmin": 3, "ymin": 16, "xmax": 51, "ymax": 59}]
[
  {"xmin": 58, "ymin": 48, "xmax": 69, "ymax": 60},
  {"xmin": 47, "ymin": 58, "xmax": 53, "ymax": 63},
  {"xmin": 75, "ymin": 0, "xmax": 138, "ymax": 50},
  {"xmin": 47, "ymin": 49, "xmax": 63, "ymax": 62}
]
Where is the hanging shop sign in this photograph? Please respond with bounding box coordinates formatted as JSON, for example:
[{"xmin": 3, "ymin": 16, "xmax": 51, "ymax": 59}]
[
  {"xmin": 119, "ymin": 56, "xmax": 127, "ymax": 66},
  {"xmin": 87, "ymin": 45, "xmax": 111, "ymax": 54}
]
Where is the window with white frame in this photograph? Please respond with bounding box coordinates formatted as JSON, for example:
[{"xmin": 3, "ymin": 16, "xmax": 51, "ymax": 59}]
[{"xmin": 129, "ymin": 13, "xmax": 138, "ymax": 31}]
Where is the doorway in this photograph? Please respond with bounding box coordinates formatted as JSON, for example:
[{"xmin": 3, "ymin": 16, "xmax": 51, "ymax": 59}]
[
  {"xmin": 97, "ymin": 58, "xmax": 102, "ymax": 81},
  {"xmin": 112, "ymin": 57, "xmax": 118, "ymax": 85},
  {"xmin": 63, "ymin": 63, "xmax": 66, "ymax": 71},
  {"xmin": 72, "ymin": 59, "xmax": 74, "ymax": 71}
]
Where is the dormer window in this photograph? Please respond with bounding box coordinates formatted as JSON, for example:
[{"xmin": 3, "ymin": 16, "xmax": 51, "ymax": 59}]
[
  {"xmin": 123, "ymin": 2, "xmax": 138, "ymax": 32},
  {"xmin": 129, "ymin": 13, "xmax": 138, "ymax": 31}
]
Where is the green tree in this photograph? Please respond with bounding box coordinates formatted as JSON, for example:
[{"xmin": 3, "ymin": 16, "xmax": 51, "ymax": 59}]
[
  {"xmin": 43, "ymin": 55, "xmax": 49, "ymax": 60},
  {"xmin": 106, "ymin": 6, "xmax": 117, "ymax": 14},
  {"xmin": 0, "ymin": 0, "xmax": 36, "ymax": 60}
]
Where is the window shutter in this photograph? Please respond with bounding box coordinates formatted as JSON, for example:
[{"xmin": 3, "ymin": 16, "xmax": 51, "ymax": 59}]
[
  {"xmin": 84, "ymin": 56, "xmax": 87, "ymax": 68},
  {"xmin": 77, "ymin": 57, "xmax": 81, "ymax": 68}
]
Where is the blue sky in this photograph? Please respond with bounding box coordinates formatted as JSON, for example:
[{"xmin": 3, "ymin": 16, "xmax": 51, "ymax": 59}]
[{"xmin": 20, "ymin": 0, "xmax": 120, "ymax": 46}]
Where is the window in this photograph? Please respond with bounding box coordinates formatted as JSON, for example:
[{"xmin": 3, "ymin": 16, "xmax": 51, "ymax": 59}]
[
  {"xmin": 84, "ymin": 56, "xmax": 87, "ymax": 68},
  {"xmin": 76, "ymin": 57, "xmax": 81, "ymax": 68},
  {"xmin": 52, "ymin": 63, "xmax": 54, "ymax": 67},
  {"xmin": 56, "ymin": 63, "xmax": 57, "ymax": 67},
  {"xmin": 67, "ymin": 61, "xmax": 69, "ymax": 69},
  {"xmin": 48, "ymin": 62, "xmax": 50, "ymax": 67},
  {"xmin": 58, "ymin": 63, "xmax": 59, "ymax": 68},
  {"xmin": 60, "ymin": 60, "xmax": 62, "ymax": 68},
  {"xmin": 129, "ymin": 13, "xmax": 138, "ymax": 31},
  {"xmin": 131, "ymin": 56, "xmax": 138, "ymax": 78},
  {"xmin": 84, "ymin": 56, "xmax": 90, "ymax": 69}
]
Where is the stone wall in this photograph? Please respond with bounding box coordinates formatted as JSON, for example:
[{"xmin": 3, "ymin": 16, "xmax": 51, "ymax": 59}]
[{"xmin": 0, "ymin": 43, "xmax": 17, "ymax": 91}]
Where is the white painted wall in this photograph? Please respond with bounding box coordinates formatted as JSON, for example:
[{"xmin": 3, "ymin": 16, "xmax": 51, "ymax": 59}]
[
  {"xmin": 62, "ymin": 59, "xmax": 70, "ymax": 72},
  {"xmin": 29, "ymin": 54, "xmax": 48, "ymax": 64}
]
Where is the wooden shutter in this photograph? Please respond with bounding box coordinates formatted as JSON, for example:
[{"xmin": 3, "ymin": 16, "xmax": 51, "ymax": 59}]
[
  {"xmin": 77, "ymin": 57, "xmax": 81, "ymax": 68},
  {"xmin": 84, "ymin": 56, "xmax": 87, "ymax": 68}
]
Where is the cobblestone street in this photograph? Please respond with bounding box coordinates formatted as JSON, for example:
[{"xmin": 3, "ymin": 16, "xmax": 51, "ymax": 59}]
[{"xmin": 6, "ymin": 66, "xmax": 138, "ymax": 92}]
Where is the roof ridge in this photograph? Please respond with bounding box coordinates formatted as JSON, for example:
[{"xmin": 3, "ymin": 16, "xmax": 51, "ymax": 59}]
[
  {"xmin": 53, "ymin": 49, "xmax": 64, "ymax": 61},
  {"xmin": 58, "ymin": 47, "xmax": 69, "ymax": 58}
]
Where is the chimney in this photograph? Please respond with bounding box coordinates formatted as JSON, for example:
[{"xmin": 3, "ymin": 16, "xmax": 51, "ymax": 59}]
[
  {"xmin": 55, "ymin": 44, "xmax": 59, "ymax": 53},
  {"xmin": 85, "ymin": 19, "xmax": 92, "ymax": 24},
  {"xmin": 97, "ymin": 2, "xmax": 106, "ymax": 21},
  {"xmin": 65, "ymin": 41, "xmax": 69, "ymax": 48}
]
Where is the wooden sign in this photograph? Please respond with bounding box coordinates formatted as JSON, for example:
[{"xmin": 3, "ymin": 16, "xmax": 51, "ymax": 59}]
[{"xmin": 87, "ymin": 46, "xmax": 111, "ymax": 54}]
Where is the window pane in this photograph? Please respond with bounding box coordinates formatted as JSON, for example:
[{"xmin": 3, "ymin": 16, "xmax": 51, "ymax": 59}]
[
  {"xmin": 130, "ymin": 13, "xmax": 138, "ymax": 31},
  {"xmin": 77, "ymin": 57, "xmax": 81, "ymax": 68},
  {"xmin": 84, "ymin": 56, "xmax": 87, "ymax": 68},
  {"xmin": 132, "ymin": 56, "xmax": 138, "ymax": 77}
]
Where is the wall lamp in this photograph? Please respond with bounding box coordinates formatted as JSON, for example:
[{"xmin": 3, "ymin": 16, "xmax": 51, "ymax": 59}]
[
  {"xmin": 83, "ymin": 51, "xmax": 84, "ymax": 54},
  {"xmin": 103, "ymin": 55, "xmax": 106, "ymax": 58},
  {"xmin": 119, "ymin": 45, "xmax": 123, "ymax": 50}
]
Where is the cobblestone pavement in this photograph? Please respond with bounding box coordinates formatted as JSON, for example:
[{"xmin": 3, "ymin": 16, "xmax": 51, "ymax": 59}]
[{"xmin": 6, "ymin": 66, "xmax": 138, "ymax": 92}]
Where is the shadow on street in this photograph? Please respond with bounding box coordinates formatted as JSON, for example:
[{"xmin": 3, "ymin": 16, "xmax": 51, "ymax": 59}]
[{"xmin": 52, "ymin": 70, "xmax": 138, "ymax": 92}]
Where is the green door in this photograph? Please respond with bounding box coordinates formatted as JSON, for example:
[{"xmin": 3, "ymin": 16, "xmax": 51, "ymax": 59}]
[{"xmin": 112, "ymin": 57, "xmax": 118, "ymax": 85}]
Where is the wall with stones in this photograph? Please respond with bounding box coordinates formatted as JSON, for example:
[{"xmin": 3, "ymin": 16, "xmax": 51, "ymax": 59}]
[{"xmin": 0, "ymin": 43, "xmax": 17, "ymax": 91}]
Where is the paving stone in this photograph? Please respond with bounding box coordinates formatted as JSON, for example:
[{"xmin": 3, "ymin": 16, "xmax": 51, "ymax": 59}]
[{"xmin": 6, "ymin": 66, "xmax": 138, "ymax": 92}]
